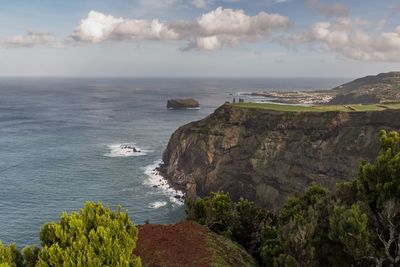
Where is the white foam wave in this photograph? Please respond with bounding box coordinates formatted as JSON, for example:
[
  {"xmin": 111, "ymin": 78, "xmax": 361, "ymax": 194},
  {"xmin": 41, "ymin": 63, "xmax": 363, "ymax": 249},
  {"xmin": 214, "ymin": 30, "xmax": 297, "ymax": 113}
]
[
  {"xmin": 143, "ymin": 161, "xmax": 185, "ymax": 206},
  {"xmin": 104, "ymin": 144, "xmax": 153, "ymax": 158},
  {"xmin": 148, "ymin": 201, "xmax": 168, "ymax": 209}
]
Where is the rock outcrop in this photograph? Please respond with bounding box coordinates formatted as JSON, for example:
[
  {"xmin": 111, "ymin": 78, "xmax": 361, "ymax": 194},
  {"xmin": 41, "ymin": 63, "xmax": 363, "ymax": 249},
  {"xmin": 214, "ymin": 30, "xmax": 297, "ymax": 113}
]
[
  {"xmin": 160, "ymin": 104, "xmax": 400, "ymax": 209},
  {"xmin": 167, "ymin": 99, "xmax": 200, "ymax": 109}
]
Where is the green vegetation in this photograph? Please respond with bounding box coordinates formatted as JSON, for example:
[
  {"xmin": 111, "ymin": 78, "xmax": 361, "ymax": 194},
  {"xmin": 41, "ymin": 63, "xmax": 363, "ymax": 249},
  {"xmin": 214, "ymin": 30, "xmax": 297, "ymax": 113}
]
[
  {"xmin": 2, "ymin": 130, "xmax": 400, "ymax": 266},
  {"xmin": 188, "ymin": 130, "xmax": 400, "ymax": 266},
  {"xmin": 0, "ymin": 242, "xmax": 23, "ymax": 267},
  {"xmin": 0, "ymin": 203, "xmax": 141, "ymax": 267},
  {"xmin": 232, "ymin": 102, "xmax": 400, "ymax": 112}
]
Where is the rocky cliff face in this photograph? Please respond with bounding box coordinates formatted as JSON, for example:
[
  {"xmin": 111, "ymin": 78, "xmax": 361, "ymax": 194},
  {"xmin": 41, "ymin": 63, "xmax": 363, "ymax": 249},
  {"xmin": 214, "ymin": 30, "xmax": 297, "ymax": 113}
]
[{"xmin": 159, "ymin": 104, "xmax": 400, "ymax": 209}]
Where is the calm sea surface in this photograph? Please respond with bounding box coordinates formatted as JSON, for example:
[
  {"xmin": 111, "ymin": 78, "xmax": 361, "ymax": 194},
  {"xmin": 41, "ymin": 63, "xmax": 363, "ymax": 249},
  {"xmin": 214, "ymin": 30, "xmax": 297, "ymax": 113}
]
[{"xmin": 0, "ymin": 77, "xmax": 348, "ymax": 246}]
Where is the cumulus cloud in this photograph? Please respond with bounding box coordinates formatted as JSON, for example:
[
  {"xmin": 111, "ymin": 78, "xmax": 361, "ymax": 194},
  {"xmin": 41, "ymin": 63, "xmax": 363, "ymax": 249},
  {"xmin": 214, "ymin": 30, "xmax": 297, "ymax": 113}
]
[
  {"xmin": 0, "ymin": 30, "xmax": 58, "ymax": 48},
  {"xmin": 306, "ymin": 0, "xmax": 348, "ymax": 17},
  {"xmin": 71, "ymin": 11, "xmax": 179, "ymax": 43},
  {"xmin": 289, "ymin": 18, "xmax": 400, "ymax": 61},
  {"xmin": 70, "ymin": 8, "xmax": 291, "ymax": 51},
  {"xmin": 187, "ymin": 7, "xmax": 291, "ymax": 50}
]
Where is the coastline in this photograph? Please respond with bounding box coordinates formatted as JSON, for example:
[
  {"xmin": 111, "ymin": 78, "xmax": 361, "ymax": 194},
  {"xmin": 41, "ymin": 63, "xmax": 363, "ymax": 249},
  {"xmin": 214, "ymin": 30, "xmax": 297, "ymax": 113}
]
[{"xmin": 145, "ymin": 161, "xmax": 186, "ymax": 205}]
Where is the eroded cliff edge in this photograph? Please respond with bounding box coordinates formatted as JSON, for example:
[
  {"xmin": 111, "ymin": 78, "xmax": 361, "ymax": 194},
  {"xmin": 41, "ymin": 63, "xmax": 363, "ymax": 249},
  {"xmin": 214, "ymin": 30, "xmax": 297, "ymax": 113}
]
[{"xmin": 159, "ymin": 104, "xmax": 400, "ymax": 209}]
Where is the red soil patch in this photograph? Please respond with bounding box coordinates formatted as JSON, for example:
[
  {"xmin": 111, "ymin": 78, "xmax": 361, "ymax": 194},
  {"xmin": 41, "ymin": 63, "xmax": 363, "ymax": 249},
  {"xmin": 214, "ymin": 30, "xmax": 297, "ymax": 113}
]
[{"xmin": 135, "ymin": 221, "xmax": 212, "ymax": 267}]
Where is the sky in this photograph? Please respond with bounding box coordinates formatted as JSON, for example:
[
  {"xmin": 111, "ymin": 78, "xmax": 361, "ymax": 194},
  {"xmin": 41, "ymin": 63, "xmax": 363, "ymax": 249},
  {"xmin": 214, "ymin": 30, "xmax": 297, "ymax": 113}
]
[{"xmin": 0, "ymin": 0, "xmax": 399, "ymax": 78}]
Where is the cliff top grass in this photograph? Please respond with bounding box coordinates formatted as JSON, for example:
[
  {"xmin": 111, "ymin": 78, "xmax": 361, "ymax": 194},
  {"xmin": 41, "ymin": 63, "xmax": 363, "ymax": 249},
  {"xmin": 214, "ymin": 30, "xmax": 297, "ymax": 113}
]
[{"xmin": 231, "ymin": 102, "xmax": 400, "ymax": 113}]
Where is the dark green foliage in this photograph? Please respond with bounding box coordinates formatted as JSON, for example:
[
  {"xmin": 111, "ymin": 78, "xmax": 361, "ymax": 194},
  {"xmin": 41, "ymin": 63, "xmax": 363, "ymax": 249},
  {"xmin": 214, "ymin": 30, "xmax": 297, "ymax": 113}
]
[
  {"xmin": 328, "ymin": 204, "xmax": 372, "ymax": 260},
  {"xmin": 276, "ymin": 184, "xmax": 331, "ymax": 267},
  {"xmin": 355, "ymin": 130, "xmax": 400, "ymax": 265},
  {"xmin": 334, "ymin": 181, "xmax": 358, "ymax": 206},
  {"xmin": 37, "ymin": 202, "xmax": 141, "ymax": 267},
  {"xmin": 259, "ymin": 223, "xmax": 282, "ymax": 266},
  {"xmin": 21, "ymin": 247, "xmax": 39, "ymax": 267},
  {"xmin": 357, "ymin": 130, "xmax": 400, "ymax": 209},
  {"xmin": 272, "ymin": 254, "xmax": 298, "ymax": 267},
  {"xmin": 187, "ymin": 192, "xmax": 276, "ymax": 264},
  {"xmin": 187, "ymin": 187, "xmax": 331, "ymax": 266},
  {"xmin": 187, "ymin": 192, "xmax": 235, "ymax": 237}
]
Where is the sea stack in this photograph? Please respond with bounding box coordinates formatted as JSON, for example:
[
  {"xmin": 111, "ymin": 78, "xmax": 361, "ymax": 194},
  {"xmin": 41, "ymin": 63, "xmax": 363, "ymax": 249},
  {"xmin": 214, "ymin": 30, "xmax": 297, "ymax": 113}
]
[{"xmin": 167, "ymin": 99, "xmax": 200, "ymax": 109}]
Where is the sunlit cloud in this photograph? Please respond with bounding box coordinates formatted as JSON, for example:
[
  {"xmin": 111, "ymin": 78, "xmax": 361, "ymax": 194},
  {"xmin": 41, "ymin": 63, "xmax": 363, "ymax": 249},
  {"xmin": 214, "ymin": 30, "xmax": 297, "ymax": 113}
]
[{"xmin": 70, "ymin": 7, "xmax": 292, "ymax": 51}]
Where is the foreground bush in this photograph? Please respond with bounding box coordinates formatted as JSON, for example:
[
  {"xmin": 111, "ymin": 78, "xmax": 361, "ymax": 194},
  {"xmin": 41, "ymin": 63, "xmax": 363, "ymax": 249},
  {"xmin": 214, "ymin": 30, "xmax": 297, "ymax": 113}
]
[
  {"xmin": 37, "ymin": 202, "xmax": 141, "ymax": 267},
  {"xmin": 0, "ymin": 242, "xmax": 22, "ymax": 267},
  {"xmin": 0, "ymin": 202, "xmax": 141, "ymax": 267}
]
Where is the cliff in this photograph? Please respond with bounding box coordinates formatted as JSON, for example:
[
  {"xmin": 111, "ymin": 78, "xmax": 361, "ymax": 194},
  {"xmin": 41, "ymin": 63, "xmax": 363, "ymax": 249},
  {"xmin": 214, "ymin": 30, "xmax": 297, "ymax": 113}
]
[{"xmin": 160, "ymin": 104, "xmax": 400, "ymax": 209}]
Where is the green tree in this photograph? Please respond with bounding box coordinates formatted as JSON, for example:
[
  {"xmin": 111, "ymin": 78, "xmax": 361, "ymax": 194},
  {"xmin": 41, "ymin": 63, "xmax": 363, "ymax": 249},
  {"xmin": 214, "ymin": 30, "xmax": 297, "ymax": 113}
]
[
  {"xmin": 357, "ymin": 130, "xmax": 400, "ymax": 209},
  {"xmin": 328, "ymin": 204, "xmax": 372, "ymax": 260},
  {"xmin": 232, "ymin": 198, "xmax": 273, "ymax": 254},
  {"xmin": 37, "ymin": 202, "xmax": 141, "ymax": 267},
  {"xmin": 356, "ymin": 130, "xmax": 400, "ymax": 266},
  {"xmin": 187, "ymin": 192, "xmax": 277, "ymax": 265},
  {"xmin": 187, "ymin": 192, "xmax": 235, "ymax": 237},
  {"xmin": 277, "ymin": 184, "xmax": 330, "ymax": 267}
]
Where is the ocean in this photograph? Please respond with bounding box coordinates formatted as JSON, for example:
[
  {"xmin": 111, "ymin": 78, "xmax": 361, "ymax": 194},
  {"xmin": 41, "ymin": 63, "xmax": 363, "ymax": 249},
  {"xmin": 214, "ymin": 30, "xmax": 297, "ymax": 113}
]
[{"xmin": 0, "ymin": 77, "xmax": 348, "ymax": 246}]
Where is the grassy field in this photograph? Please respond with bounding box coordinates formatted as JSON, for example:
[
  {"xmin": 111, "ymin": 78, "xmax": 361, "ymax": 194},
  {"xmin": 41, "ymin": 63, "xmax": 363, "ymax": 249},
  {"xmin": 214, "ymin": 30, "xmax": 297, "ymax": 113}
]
[{"xmin": 232, "ymin": 102, "xmax": 400, "ymax": 112}]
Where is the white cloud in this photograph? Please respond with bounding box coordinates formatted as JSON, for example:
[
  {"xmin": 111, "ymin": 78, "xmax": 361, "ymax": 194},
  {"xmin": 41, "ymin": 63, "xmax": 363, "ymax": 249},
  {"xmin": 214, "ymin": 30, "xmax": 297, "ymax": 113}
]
[
  {"xmin": 0, "ymin": 30, "xmax": 58, "ymax": 48},
  {"xmin": 184, "ymin": 7, "xmax": 291, "ymax": 50},
  {"xmin": 196, "ymin": 36, "xmax": 221, "ymax": 50},
  {"xmin": 306, "ymin": 0, "xmax": 348, "ymax": 17},
  {"xmin": 71, "ymin": 11, "xmax": 123, "ymax": 43},
  {"xmin": 71, "ymin": 11, "xmax": 179, "ymax": 43},
  {"xmin": 289, "ymin": 18, "xmax": 400, "ymax": 61},
  {"xmin": 71, "ymin": 8, "xmax": 291, "ymax": 51}
]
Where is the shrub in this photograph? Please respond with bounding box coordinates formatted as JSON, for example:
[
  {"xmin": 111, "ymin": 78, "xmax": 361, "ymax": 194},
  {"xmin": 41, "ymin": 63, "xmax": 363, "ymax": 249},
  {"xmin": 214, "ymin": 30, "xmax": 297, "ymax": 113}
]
[
  {"xmin": 0, "ymin": 242, "xmax": 23, "ymax": 267},
  {"xmin": 37, "ymin": 202, "xmax": 141, "ymax": 267},
  {"xmin": 328, "ymin": 204, "xmax": 372, "ymax": 260}
]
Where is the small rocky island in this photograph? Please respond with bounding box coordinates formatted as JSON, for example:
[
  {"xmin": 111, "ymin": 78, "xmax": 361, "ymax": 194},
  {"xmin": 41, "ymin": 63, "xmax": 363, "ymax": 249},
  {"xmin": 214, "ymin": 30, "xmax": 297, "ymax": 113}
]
[{"xmin": 167, "ymin": 98, "xmax": 200, "ymax": 109}]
